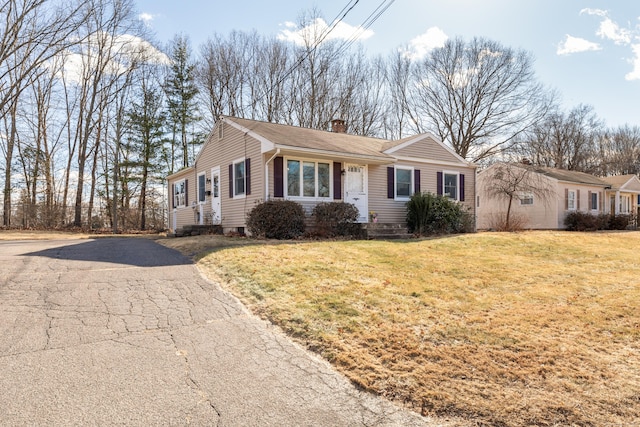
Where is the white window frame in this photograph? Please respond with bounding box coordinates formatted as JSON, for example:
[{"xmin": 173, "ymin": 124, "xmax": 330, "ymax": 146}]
[
  {"xmin": 197, "ymin": 172, "xmax": 206, "ymax": 204},
  {"xmin": 520, "ymin": 192, "xmax": 534, "ymax": 205},
  {"xmin": 590, "ymin": 192, "xmax": 598, "ymax": 211},
  {"xmin": 620, "ymin": 195, "xmax": 631, "ymax": 214},
  {"xmin": 233, "ymin": 157, "xmax": 246, "ymax": 199},
  {"xmin": 174, "ymin": 179, "xmax": 186, "ymax": 208},
  {"xmin": 284, "ymin": 157, "xmax": 332, "ymax": 200},
  {"xmin": 394, "ymin": 165, "xmax": 414, "ymax": 201},
  {"xmin": 567, "ymin": 190, "xmax": 576, "ymax": 211},
  {"xmin": 443, "ymin": 171, "xmax": 460, "ymax": 201}
]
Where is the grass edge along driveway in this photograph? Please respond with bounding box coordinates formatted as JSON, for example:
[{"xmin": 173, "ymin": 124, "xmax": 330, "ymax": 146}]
[{"xmin": 191, "ymin": 231, "xmax": 640, "ymax": 427}]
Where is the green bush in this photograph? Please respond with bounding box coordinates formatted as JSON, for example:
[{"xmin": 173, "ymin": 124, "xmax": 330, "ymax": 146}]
[
  {"xmin": 312, "ymin": 202, "xmax": 361, "ymax": 238},
  {"xmin": 246, "ymin": 200, "xmax": 305, "ymax": 239},
  {"xmin": 406, "ymin": 192, "xmax": 471, "ymax": 235}
]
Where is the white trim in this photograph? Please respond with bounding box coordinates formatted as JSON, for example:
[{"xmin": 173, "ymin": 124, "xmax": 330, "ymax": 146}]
[
  {"xmin": 211, "ymin": 166, "xmax": 221, "ymax": 224},
  {"xmin": 443, "ymin": 170, "xmax": 460, "ymax": 201},
  {"xmin": 232, "ymin": 157, "xmax": 247, "ymax": 199},
  {"xmin": 174, "ymin": 178, "xmax": 186, "ymax": 208},
  {"xmin": 567, "ymin": 190, "xmax": 576, "ymax": 211},
  {"xmin": 223, "ymin": 116, "xmax": 276, "ymax": 153},
  {"xmin": 394, "ymin": 165, "xmax": 414, "ymax": 201},
  {"xmin": 197, "ymin": 171, "xmax": 207, "ymax": 204},
  {"xmin": 383, "ymin": 133, "xmax": 472, "ymax": 166},
  {"xmin": 391, "ymin": 154, "xmax": 475, "ymax": 169},
  {"xmin": 274, "ymin": 145, "xmax": 392, "ymax": 164},
  {"xmin": 284, "ymin": 156, "xmax": 333, "ymax": 200}
]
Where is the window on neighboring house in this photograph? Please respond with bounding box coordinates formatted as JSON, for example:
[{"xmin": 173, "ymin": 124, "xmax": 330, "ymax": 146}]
[
  {"xmin": 395, "ymin": 166, "xmax": 413, "ymax": 199},
  {"xmin": 286, "ymin": 158, "xmax": 331, "ymax": 198},
  {"xmin": 520, "ymin": 193, "xmax": 533, "ymax": 205},
  {"xmin": 567, "ymin": 190, "xmax": 576, "ymax": 210},
  {"xmin": 234, "ymin": 159, "xmax": 245, "ymax": 197},
  {"xmin": 444, "ymin": 172, "xmax": 458, "ymax": 200},
  {"xmin": 174, "ymin": 179, "xmax": 186, "ymax": 207},
  {"xmin": 198, "ymin": 173, "xmax": 206, "ymax": 203},
  {"xmin": 620, "ymin": 195, "xmax": 631, "ymax": 213},
  {"xmin": 590, "ymin": 192, "xmax": 598, "ymax": 210}
]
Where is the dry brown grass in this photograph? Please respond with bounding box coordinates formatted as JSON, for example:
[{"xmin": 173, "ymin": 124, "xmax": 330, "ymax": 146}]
[
  {"xmin": 192, "ymin": 231, "xmax": 640, "ymax": 426},
  {"xmin": 0, "ymin": 230, "xmax": 94, "ymax": 240}
]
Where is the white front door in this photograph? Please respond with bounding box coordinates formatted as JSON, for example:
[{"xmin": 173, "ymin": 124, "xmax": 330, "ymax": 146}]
[
  {"xmin": 211, "ymin": 167, "xmax": 221, "ymax": 224},
  {"xmin": 344, "ymin": 164, "xmax": 368, "ymax": 222}
]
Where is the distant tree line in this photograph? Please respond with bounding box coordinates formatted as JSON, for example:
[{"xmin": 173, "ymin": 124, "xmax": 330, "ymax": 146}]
[{"xmin": 2, "ymin": 0, "xmax": 638, "ymax": 230}]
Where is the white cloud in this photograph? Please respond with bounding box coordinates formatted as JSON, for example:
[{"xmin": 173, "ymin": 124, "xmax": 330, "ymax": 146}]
[
  {"xmin": 580, "ymin": 8, "xmax": 607, "ymax": 17},
  {"xmin": 139, "ymin": 13, "xmax": 154, "ymax": 26},
  {"xmin": 625, "ymin": 44, "xmax": 640, "ymax": 81},
  {"xmin": 557, "ymin": 35, "xmax": 601, "ymax": 55},
  {"xmin": 277, "ymin": 18, "xmax": 374, "ymax": 46},
  {"xmin": 401, "ymin": 27, "xmax": 448, "ymax": 60},
  {"xmin": 597, "ymin": 17, "xmax": 632, "ymax": 44}
]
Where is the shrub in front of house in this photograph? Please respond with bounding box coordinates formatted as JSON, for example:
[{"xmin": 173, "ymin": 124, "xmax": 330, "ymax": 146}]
[
  {"xmin": 564, "ymin": 211, "xmax": 603, "ymax": 231},
  {"xmin": 608, "ymin": 213, "xmax": 632, "ymax": 230},
  {"xmin": 564, "ymin": 212, "xmax": 633, "ymax": 231},
  {"xmin": 406, "ymin": 192, "xmax": 471, "ymax": 235},
  {"xmin": 312, "ymin": 202, "xmax": 361, "ymax": 238},
  {"xmin": 246, "ymin": 200, "xmax": 305, "ymax": 239}
]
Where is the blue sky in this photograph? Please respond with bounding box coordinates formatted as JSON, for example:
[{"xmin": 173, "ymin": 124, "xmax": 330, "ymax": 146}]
[{"xmin": 134, "ymin": 0, "xmax": 640, "ymax": 129}]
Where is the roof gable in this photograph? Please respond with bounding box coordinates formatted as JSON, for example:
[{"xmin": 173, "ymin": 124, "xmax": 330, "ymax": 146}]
[
  {"xmin": 602, "ymin": 174, "xmax": 640, "ymax": 192},
  {"xmin": 383, "ymin": 133, "xmax": 471, "ymax": 166}
]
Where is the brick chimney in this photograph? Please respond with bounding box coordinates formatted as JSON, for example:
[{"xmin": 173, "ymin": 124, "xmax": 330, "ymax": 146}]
[{"xmin": 331, "ymin": 119, "xmax": 347, "ymax": 133}]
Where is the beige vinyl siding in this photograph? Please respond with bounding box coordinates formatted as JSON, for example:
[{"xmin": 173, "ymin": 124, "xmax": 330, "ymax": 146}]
[
  {"xmin": 476, "ymin": 165, "xmax": 607, "ymax": 230},
  {"xmin": 167, "ymin": 168, "xmax": 196, "ymax": 232},
  {"xmin": 391, "ymin": 136, "xmax": 462, "ymax": 164},
  {"xmin": 211, "ymin": 122, "xmax": 264, "ymax": 232},
  {"xmin": 368, "ymin": 162, "xmax": 476, "ymax": 224},
  {"xmin": 168, "ymin": 121, "xmax": 265, "ymax": 233},
  {"xmin": 556, "ymin": 182, "xmax": 606, "ymax": 228}
]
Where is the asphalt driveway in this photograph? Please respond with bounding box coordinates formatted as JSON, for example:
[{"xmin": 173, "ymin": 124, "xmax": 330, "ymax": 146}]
[{"xmin": 0, "ymin": 238, "xmax": 431, "ymax": 426}]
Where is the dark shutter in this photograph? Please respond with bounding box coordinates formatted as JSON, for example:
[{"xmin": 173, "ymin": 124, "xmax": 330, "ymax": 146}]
[
  {"xmin": 171, "ymin": 184, "xmax": 175, "ymax": 208},
  {"xmin": 577, "ymin": 189, "xmax": 580, "ymax": 210},
  {"xmin": 414, "ymin": 169, "xmax": 421, "ymax": 194},
  {"xmin": 333, "ymin": 162, "xmax": 342, "ymax": 200},
  {"xmin": 387, "ymin": 167, "xmax": 394, "ymax": 199},
  {"xmin": 459, "ymin": 174, "xmax": 465, "ymax": 201},
  {"xmin": 229, "ymin": 164, "xmax": 234, "ymax": 198},
  {"xmin": 274, "ymin": 157, "xmax": 284, "ymax": 198},
  {"xmin": 184, "ymin": 179, "xmax": 188, "ymax": 206},
  {"xmin": 245, "ymin": 158, "xmax": 251, "ymax": 195},
  {"xmin": 588, "ymin": 191, "xmax": 592, "ymax": 210},
  {"xmin": 437, "ymin": 172, "xmax": 443, "ymax": 196},
  {"xmin": 564, "ymin": 188, "xmax": 569, "ymax": 210}
]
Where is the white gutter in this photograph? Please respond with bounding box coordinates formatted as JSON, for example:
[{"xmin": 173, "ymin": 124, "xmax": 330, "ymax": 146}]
[{"xmin": 264, "ymin": 148, "xmax": 281, "ymax": 200}]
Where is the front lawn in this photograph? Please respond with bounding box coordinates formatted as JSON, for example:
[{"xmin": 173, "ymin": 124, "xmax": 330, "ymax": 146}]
[{"xmin": 196, "ymin": 231, "xmax": 640, "ymax": 426}]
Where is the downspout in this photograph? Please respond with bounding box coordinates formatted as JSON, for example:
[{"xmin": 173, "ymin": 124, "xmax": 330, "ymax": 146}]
[{"xmin": 264, "ymin": 149, "xmax": 281, "ymax": 201}]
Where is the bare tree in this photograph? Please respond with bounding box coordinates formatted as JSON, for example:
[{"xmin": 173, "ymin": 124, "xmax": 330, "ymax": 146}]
[
  {"xmin": 520, "ymin": 104, "xmax": 603, "ymax": 173},
  {"xmin": 410, "ymin": 37, "xmax": 553, "ymax": 162},
  {"xmin": 596, "ymin": 125, "xmax": 640, "ymax": 176},
  {"xmin": 482, "ymin": 162, "xmax": 555, "ymax": 230}
]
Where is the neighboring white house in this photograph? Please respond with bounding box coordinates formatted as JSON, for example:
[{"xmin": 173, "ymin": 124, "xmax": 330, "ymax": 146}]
[
  {"xmin": 602, "ymin": 174, "xmax": 640, "ymax": 216},
  {"xmin": 477, "ymin": 163, "xmax": 615, "ymax": 230}
]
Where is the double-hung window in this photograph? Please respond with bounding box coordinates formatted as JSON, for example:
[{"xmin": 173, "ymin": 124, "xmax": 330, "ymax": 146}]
[
  {"xmin": 590, "ymin": 192, "xmax": 598, "ymax": 210},
  {"xmin": 286, "ymin": 159, "xmax": 331, "ymax": 198},
  {"xmin": 233, "ymin": 159, "xmax": 246, "ymax": 197},
  {"xmin": 567, "ymin": 190, "xmax": 576, "ymax": 210},
  {"xmin": 198, "ymin": 173, "xmax": 206, "ymax": 203},
  {"xmin": 174, "ymin": 179, "xmax": 186, "ymax": 207},
  {"xmin": 395, "ymin": 166, "xmax": 413, "ymax": 200},
  {"xmin": 444, "ymin": 172, "xmax": 459, "ymax": 200}
]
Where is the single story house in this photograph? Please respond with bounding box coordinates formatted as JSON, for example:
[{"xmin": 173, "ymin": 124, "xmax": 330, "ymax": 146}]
[
  {"xmin": 477, "ymin": 162, "xmax": 639, "ymax": 230},
  {"xmin": 167, "ymin": 116, "xmax": 477, "ymax": 235},
  {"xmin": 601, "ymin": 174, "xmax": 640, "ymax": 216}
]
